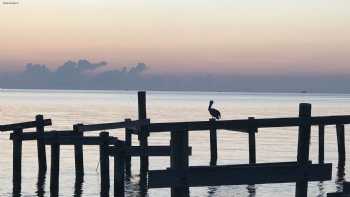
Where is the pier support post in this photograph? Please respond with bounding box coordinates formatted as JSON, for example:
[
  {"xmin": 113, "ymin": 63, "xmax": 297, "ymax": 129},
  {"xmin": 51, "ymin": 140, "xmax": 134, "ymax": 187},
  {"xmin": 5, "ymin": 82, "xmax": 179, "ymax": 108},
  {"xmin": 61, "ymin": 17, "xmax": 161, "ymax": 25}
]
[
  {"xmin": 138, "ymin": 91, "xmax": 149, "ymax": 193},
  {"xmin": 295, "ymin": 103, "xmax": 312, "ymax": 197},
  {"xmin": 114, "ymin": 145, "xmax": 126, "ymax": 197},
  {"xmin": 13, "ymin": 128, "xmax": 23, "ymax": 194},
  {"xmin": 209, "ymin": 118, "xmax": 218, "ymax": 166},
  {"xmin": 100, "ymin": 132, "xmax": 110, "ymax": 197},
  {"xmin": 50, "ymin": 142, "xmax": 60, "ymax": 196},
  {"xmin": 36, "ymin": 115, "xmax": 47, "ymax": 172},
  {"xmin": 319, "ymin": 124, "xmax": 325, "ymax": 164},
  {"xmin": 336, "ymin": 124, "xmax": 346, "ymax": 168},
  {"xmin": 73, "ymin": 124, "xmax": 84, "ymax": 177},
  {"xmin": 124, "ymin": 119, "xmax": 132, "ymax": 177},
  {"xmin": 247, "ymin": 117, "xmax": 257, "ymax": 194},
  {"xmin": 170, "ymin": 129, "xmax": 190, "ymax": 197},
  {"xmin": 248, "ymin": 117, "xmax": 257, "ymax": 165}
]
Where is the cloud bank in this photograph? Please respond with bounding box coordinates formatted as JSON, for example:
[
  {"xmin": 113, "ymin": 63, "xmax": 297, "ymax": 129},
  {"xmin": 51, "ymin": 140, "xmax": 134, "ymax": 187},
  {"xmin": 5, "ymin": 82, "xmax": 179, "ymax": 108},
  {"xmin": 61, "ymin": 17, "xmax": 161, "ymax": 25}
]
[{"xmin": 0, "ymin": 59, "xmax": 350, "ymax": 93}]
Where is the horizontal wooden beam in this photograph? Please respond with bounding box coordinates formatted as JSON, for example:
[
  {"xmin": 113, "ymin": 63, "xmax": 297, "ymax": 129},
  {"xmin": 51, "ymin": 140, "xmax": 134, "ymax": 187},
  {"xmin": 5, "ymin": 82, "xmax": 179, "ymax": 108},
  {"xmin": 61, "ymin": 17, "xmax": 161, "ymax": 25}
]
[
  {"xmin": 148, "ymin": 162, "xmax": 332, "ymax": 188},
  {"xmin": 74, "ymin": 119, "xmax": 150, "ymax": 132},
  {"xmin": 15, "ymin": 135, "xmax": 124, "ymax": 145},
  {"xmin": 327, "ymin": 192, "xmax": 350, "ymax": 197},
  {"xmin": 9, "ymin": 130, "xmax": 76, "ymax": 140},
  {"xmin": 0, "ymin": 119, "xmax": 52, "ymax": 132},
  {"xmin": 148, "ymin": 115, "xmax": 350, "ymax": 132},
  {"xmin": 109, "ymin": 146, "xmax": 192, "ymax": 157}
]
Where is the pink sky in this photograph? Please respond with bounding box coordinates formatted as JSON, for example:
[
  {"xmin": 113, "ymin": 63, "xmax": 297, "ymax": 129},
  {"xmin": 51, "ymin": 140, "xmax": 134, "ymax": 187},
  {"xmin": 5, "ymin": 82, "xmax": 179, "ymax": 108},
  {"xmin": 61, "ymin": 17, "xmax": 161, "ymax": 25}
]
[{"xmin": 0, "ymin": 0, "xmax": 349, "ymax": 75}]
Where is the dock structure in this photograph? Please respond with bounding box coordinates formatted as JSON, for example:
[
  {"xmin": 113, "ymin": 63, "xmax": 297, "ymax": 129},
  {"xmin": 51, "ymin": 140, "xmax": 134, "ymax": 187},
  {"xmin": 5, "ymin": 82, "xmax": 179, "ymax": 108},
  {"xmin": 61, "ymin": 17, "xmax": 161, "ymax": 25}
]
[{"xmin": 1, "ymin": 91, "xmax": 350, "ymax": 196}]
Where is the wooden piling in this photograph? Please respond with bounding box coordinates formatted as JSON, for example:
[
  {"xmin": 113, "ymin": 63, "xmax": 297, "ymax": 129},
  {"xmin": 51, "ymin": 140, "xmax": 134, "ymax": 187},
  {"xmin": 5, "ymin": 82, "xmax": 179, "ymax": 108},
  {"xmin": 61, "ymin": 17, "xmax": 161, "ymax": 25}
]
[
  {"xmin": 50, "ymin": 142, "xmax": 60, "ymax": 196},
  {"xmin": 170, "ymin": 129, "xmax": 190, "ymax": 197},
  {"xmin": 73, "ymin": 124, "xmax": 84, "ymax": 176},
  {"xmin": 138, "ymin": 91, "xmax": 149, "ymax": 193},
  {"xmin": 248, "ymin": 117, "xmax": 257, "ymax": 165},
  {"xmin": 295, "ymin": 103, "xmax": 312, "ymax": 197},
  {"xmin": 319, "ymin": 124, "xmax": 325, "ymax": 164},
  {"xmin": 124, "ymin": 119, "xmax": 132, "ymax": 177},
  {"xmin": 114, "ymin": 146, "xmax": 126, "ymax": 197},
  {"xmin": 209, "ymin": 118, "xmax": 218, "ymax": 166},
  {"xmin": 247, "ymin": 117, "xmax": 257, "ymax": 194},
  {"xmin": 336, "ymin": 124, "xmax": 346, "ymax": 167},
  {"xmin": 36, "ymin": 115, "xmax": 47, "ymax": 172},
  {"xmin": 36, "ymin": 166, "xmax": 46, "ymax": 197},
  {"xmin": 100, "ymin": 132, "xmax": 110, "ymax": 197},
  {"xmin": 74, "ymin": 173, "xmax": 84, "ymax": 197},
  {"xmin": 12, "ymin": 128, "xmax": 23, "ymax": 194}
]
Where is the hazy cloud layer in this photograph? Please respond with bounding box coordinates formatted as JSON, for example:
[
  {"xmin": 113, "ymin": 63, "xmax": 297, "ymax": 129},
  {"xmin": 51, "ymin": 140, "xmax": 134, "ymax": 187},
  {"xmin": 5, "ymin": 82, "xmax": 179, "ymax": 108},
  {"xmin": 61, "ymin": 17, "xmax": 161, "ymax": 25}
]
[{"xmin": 0, "ymin": 59, "xmax": 350, "ymax": 93}]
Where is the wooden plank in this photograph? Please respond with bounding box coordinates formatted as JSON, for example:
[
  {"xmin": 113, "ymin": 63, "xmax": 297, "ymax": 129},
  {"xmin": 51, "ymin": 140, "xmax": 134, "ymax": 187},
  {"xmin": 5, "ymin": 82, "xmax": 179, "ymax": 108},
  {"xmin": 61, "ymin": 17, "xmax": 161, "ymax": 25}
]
[
  {"xmin": 100, "ymin": 132, "xmax": 110, "ymax": 196},
  {"xmin": 170, "ymin": 129, "xmax": 190, "ymax": 197},
  {"xmin": 248, "ymin": 117, "xmax": 257, "ymax": 165},
  {"xmin": 148, "ymin": 163, "xmax": 332, "ymax": 188},
  {"xmin": 12, "ymin": 129, "xmax": 23, "ymax": 194},
  {"xmin": 74, "ymin": 119, "xmax": 150, "ymax": 132},
  {"xmin": 148, "ymin": 115, "xmax": 350, "ymax": 132},
  {"xmin": 327, "ymin": 192, "xmax": 350, "ymax": 197},
  {"xmin": 336, "ymin": 124, "xmax": 346, "ymax": 167},
  {"xmin": 209, "ymin": 119, "xmax": 218, "ymax": 166},
  {"xmin": 296, "ymin": 103, "xmax": 312, "ymax": 197},
  {"xmin": 10, "ymin": 130, "xmax": 76, "ymax": 140},
  {"xmin": 73, "ymin": 126, "xmax": 84, "ymax": 176},
  {"xmin": 41, "ymin": 136, "xmax": 120, "ymax": 145},
  {"xmin": 109, "ymin": 146, "xmax": 192, "ymax": 157},
  {"xmin": 125, "ymin": 119, "xmax": 132, "ymax": 177},
  {"xmin": 319, "ymin": 124, "xmax": 325, "ymax": 164},
  {"xmin": 114, "ymin": 147, "xmax": 126, "ymax": 197},
  {"xmin": 0, "ymin": 119, "xmax": 51, "ymax": 131},
  {"xmin": 50, "ymin": 143, "xmax": 60, "ymax": 196},
  {"xmin": 36, "ymin": 115, "xmax": 47, "ymax": 172},
  {"xmin": 138, "ymin": 91, "xmax": 149, "ymax": 194}
]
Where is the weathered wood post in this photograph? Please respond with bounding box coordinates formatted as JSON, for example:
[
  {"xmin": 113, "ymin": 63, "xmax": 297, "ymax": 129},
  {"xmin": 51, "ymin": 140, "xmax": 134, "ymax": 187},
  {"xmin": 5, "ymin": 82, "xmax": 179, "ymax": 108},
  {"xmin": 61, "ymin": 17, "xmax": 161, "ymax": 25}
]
[
  {"xmin": 73, "ymin": 124, "xmax": 84, "ymax": 176},
  {"xmin": 247, "ymin": 117, "xmax": 257, "ymax": 193},
  {"xmin": 124, "ymin": 119, "xmax": 132, "ymax": 177},
  {"xmin": 319, "ymin": 124, "xmax": 325, "ymax": 164},
  {"xmin": 74, "ymin": 174, "xmax": 84, "ymax": 197},
  {"xmin": 170, "ymin": 129, "xmax": 190, "ymax": 197},
  {"xmin": 36, "ymin": 166, "xmax": 46, "ymax": 197},
  {"xmin": 100, "ymin": 132, "xmax": 110, "ymax": 196},
  {"xmin": 295, "ymin": 103, "xmax": 312, "ymax": 197},
  {"xmin": 36, "ymin": 115, "xmax": 47, "ymax": 172},
  {"xmin": 209, "ymin": 118, "xmax": 218, "ymax": 166},
  {"xmin": 50, "ymin": 142, "xmax": 60, "ymax": 196},
  {"xmin": 248, "ymin": 117, "xmax": 257, "ymax": 165},
  {"xmin": 114, "ymin": 144, "xmax": 126, "ymax": 197},
  {"xmin": 336, "ymin": 124, "xmax": 346, "ymax": 168},
  {"xmin": 12, "ymin": 128, "xmax": 23, "ymax": 194},
  {"xmin": 138, "ymin": 91, "xmax": 149, "ymax": 192}
]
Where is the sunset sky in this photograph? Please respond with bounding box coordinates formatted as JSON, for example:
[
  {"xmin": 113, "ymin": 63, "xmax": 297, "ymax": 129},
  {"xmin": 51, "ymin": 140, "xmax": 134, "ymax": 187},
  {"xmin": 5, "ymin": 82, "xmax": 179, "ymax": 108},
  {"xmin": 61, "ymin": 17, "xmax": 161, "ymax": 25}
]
[{"xmin": 1, "ymin": 0, "xmax": 349, "ymax": 75}]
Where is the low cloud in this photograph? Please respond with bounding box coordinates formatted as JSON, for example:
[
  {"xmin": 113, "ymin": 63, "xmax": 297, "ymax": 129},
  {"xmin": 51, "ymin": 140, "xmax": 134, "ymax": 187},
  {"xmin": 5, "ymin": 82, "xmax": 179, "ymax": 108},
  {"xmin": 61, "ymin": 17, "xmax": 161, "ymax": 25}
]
[
  {"xmin": 0, "ymin": 59, "xmax": 148, "ymax": 89},
  {"xmin": 0, "ymin": 59, "xmax": 350, "ymax": 93}
]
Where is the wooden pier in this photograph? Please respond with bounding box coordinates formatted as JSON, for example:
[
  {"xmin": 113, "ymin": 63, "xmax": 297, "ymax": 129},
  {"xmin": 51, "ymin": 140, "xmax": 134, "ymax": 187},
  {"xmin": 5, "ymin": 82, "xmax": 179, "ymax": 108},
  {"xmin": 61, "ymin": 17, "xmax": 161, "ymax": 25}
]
[{"xmin": 1, "ymin": 91, "xmax": 350, "ymax": 197}]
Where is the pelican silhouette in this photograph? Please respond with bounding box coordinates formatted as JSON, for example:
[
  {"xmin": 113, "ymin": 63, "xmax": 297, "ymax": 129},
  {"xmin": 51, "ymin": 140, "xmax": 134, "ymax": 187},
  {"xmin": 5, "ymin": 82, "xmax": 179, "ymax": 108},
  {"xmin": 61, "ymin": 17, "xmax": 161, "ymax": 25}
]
[{"xmin": 208, "ymin": 100, "xmax": 221, "ymax": 120}]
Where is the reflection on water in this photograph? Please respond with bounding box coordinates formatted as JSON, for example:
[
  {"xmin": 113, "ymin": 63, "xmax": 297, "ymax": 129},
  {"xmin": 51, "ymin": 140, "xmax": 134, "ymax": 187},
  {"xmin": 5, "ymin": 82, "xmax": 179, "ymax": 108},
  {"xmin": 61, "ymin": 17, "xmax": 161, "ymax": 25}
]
[
  {"xmin": 1, "ymin": 90, "xmax": 350, "ymax": 196},
  {"xmin": 317, "ymin": 182, "xmax": 325, "ymax": 197},
  {"xmin": 247, "ymin": 185, "xmax": 256, "ymax": 197},
  {"xmin": 207, "ymin": 186, "xmax": 218, "ymax": 197},
  {"xmin": 74, "ymin": 175, "xmax": 84, "ymax": 197},
  {"xmin": 36, "ymin": 169, "xmax": 46, "ymax": 197},
  {"xmin": 336, "ymin": 162, "xmax": 346, "ymax": 193}
]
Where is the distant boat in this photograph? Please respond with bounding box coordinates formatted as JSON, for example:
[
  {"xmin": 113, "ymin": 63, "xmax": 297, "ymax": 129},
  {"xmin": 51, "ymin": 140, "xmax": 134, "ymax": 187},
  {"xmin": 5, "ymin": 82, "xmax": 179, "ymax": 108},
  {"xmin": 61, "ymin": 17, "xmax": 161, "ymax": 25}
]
[{"xmin": 300, "ymin": 90, "xmax": 308, "ymax": 94}]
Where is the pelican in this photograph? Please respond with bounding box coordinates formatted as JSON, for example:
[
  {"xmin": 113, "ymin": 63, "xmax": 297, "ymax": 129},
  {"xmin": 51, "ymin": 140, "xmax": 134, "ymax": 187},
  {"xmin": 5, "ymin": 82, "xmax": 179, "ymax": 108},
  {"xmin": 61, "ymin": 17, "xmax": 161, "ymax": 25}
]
[{"xmin": 208, "ymin": 100, "xmax": 221, "ymax": 120}]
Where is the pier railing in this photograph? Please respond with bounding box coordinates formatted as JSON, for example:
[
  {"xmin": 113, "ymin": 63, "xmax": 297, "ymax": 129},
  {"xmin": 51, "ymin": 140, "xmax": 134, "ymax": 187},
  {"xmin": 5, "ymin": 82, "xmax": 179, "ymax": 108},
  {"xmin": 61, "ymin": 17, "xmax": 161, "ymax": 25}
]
[{"xmin": 1, "ymin": 91, "xmax": 349, "ymax": 197}]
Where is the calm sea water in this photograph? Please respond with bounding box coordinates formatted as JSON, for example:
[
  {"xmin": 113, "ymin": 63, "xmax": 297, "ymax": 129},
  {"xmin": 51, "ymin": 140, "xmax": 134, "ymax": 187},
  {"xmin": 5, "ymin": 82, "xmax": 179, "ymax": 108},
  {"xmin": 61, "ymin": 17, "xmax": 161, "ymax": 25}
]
[{"xmin": 0, "ymin": 89, "xmax": 350, "ymax": 197}]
